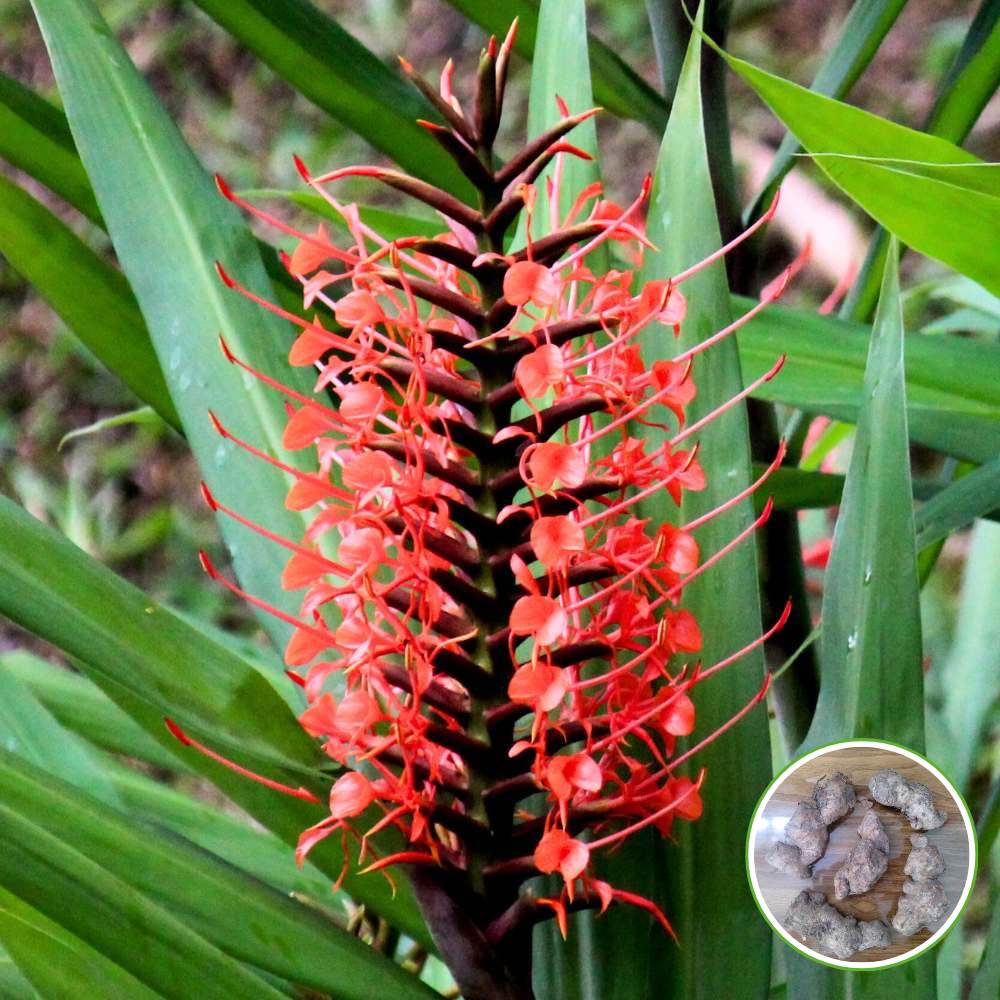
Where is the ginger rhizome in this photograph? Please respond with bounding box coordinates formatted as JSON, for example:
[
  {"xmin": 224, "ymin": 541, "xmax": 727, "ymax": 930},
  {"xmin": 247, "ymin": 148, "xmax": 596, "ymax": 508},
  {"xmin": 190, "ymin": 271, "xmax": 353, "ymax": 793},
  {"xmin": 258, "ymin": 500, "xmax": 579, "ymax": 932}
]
[
  {"xmin": 783, "ymin": 890, "xmax": 889, "ymax": 960},
  {"xmin": 893, "ymin": 834, "xmax": 948, "ymax": 936},
  {"xmin": 832, "ymin": 807, "xmax": 889, "ymax": 900},
  {"xmin": 869, "ymin": 769, "xmax": 946, "ymax": 831}
]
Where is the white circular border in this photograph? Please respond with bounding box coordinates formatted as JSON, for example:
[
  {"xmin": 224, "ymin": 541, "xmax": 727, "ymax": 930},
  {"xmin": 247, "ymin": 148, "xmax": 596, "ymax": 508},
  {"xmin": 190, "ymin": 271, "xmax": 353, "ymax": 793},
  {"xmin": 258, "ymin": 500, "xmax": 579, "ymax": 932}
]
[{"xmin": 747, "ymin": 739, "xmax": 978, "ymax": 971}]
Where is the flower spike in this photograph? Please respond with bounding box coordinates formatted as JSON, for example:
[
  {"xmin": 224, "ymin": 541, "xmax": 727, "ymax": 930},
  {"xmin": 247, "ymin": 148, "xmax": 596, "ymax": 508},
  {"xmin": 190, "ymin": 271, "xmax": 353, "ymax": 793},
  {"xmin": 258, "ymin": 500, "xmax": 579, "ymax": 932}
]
[{"xmin": 202, "ymin": 24, "xmax": 794, "ymax": 998}]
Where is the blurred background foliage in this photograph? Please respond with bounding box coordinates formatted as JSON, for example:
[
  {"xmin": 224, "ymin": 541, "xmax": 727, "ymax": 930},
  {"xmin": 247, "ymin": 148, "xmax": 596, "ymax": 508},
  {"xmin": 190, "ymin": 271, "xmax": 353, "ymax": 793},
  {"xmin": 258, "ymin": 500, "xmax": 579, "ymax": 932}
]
[{"xmin": 0, "ymin": 0, "xmax": 998, "ymax": 995}]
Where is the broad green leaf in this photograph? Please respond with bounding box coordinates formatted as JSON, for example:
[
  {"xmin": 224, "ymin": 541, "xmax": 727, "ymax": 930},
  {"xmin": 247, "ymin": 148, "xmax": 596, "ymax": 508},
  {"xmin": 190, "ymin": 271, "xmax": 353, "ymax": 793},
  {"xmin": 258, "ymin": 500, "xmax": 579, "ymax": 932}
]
[
  {"xmin": 791, "ymin": 245, "xmax": 935, "ymax": 1000},
  {"xmin": 0, "ymin": 175, "xmax": 179, "ymax": 429},
  {"xmin": 0, "ymin": 753, "xmax": 435, "ymax": 1000},
  {"xmin": 914, "ymin": 455, "xmax": 1000, "ymax": 551},
  {"xmin": 0, "ymin": 71, "xmax": 101, "ymax": 224},
  {"xmin": 926, "ymin": 0, "xmax": 1000, "ymax": 145},
  {"xmin": 524, "ymin": 0, "xmax": 601, "ymax": 229},
  {"xmin": 970, "ymin": 902, "xmax": 1000, "ymax": 1000},
  {"xmin": 746, "ymin": 0, "xmax": 909, "ymax": 220},
  {"xmin": 0, "ymin": 944, "xmax": 37, "ymax": 1000},
  {"xmin": 736, "ymin": 297, "xmax": 1000, "ymax": 462},
  {"xmin": 633, "ymin": 13, "xmax": 771, "ymax": 998},
  {"xmin": 0, "ymin": 495, "xmax": 429, "ymax": 945},
  {"xmin": 104, "ymin": 763, "xmax": 336, "ymax": 905},
  {"xmin": 190, "ymin": 0, "xmax": 470, "ymax": 198},
  {"xmin": 805, "ymin": 241, "xmax": 923, "ymax": 748},
  {"xmin": 978, "ymin": 776, "xmax": 1000, "ymax": 856},
  {"xmin": 0, "ymin": 762, "xmax": 288, "ymax": 1000},
  {"xmin": 30, "ymin": 0, "xmax": 316, "ymax": 652},
  {"xmin": 715, "ymin": 43, "xmax": 1000, "ymax": 297},
  {"xmin": 0, "ymin": 651, "xmax": 329, "ymax": 909},
  {"xmin": 443, "ymin": 0, "xmax": 668, "ymax": 131},
  {"xmin": 927, "ymin": 520, "xmax": 1000, "ymax": 788},
  {"xmin": 0, "ymin": 662, "xmax": 122, "ymax": 807},
  {"xmin": 0, "ymin": 888, "xmax": 158, "ymax": 1000},
  {"xmin": 522, "ymin": 6, "xmax": 606, "ymax": 996},
  {"xmin": 0, "ymin": 652, "xmax": 184, "ymax": 772},
  {"xmin": 844, "ymin": 0, "xmax": 1000, "ymax": 321}
]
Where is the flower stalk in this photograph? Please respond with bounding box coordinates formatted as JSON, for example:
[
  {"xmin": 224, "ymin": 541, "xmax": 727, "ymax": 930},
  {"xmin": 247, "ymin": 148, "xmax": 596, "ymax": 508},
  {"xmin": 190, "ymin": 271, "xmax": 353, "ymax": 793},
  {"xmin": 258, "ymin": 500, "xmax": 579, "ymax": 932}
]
[{"xmin": 173, "ymin": 22, "xmax": 790, "ymax": 999}]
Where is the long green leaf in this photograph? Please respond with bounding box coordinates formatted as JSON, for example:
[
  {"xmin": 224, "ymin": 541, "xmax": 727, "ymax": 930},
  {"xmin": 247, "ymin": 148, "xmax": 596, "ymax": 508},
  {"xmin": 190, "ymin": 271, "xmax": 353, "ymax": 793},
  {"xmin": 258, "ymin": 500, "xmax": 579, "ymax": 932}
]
[
  {"xmin": 0, "ymin": 752, "xmax": 435, "ymax": 1000},
  {"xmin": 791, "ymin": 240, "xmax": 935, "ymax": 1000},
  {"xmin": 746, "ymin": 0, "xmax": 908, "ymax": 220},
  {"xmin": 0, "ymin": 70, "xmax": 101, "ymax": 224},
  {"xmin": 927, "ymin": 520, "xmax": 1000, "ymax": 788},
  {"xmin": 0, "ymin": 651, "xmax": 331, "ymax": 906},
  {"xmin": 0, "ymin": 944, "xmax": 36, "ymax": 1000},
  {"xmin": 443, "ymin": 0, "xmax": 668, "ymax": 131},
  {"xmin": 0, "ymin": 495, "xmax": 428, "ymax": 944},
  {"xmin": 634, "ymin": 12, "xmax": 771, "ymax": 998},
  {"xmin": 104, "ymin": 763, "xmax": 335, "ymax": 904},
  {"xmin": 715, "ymin": 44, "xmax": 1000, "ymax": 297},
  {"xmin": 926, "ymin": 0, "xmax": 1000, "ymax": 145},
  {"xmin": 970, "ymin": 902, "xmax": 1000, "ymax": 1000},
  {"xmin": 0, "ymin": 759, "xmax": 289, "ymax": 1000},
  {"xmin": 736, "ymin": 297, "xmax": 1000, "ymax": 462},
  {"xmin": 0, "ymin": 662, "xmax": 123, "ymax": 808},
  {"xmin": 0, "ymin": 174, "xmax": 180, "ymax": 428},
  {"xmin": 805, "ymin": 240, "xmax": 923, "ymax": 747},
  {"xmin": 914, "ymin": 455, "xmax": 1000, "ymax": 550},
  {"xmin": 0, "ymin": 652, "xmax": 184, "ymax": 771},
  {"xmin": 525, "ymin": 5, "xmax": 607, "ymax": 997},
  {"xmin": 844, "ymin": 0, "xmax": 1000, "ymax": 321},
  {"xmin": 190, "ymin": 0, "xmax": 469, "ymax": 197},
  {"xmin": 30, "ymin": 0, "xmax": 315, "ymax": 652},
  {"xmin": 0, "ymin": 888, "xmax": 159, "ymax": 1000}
]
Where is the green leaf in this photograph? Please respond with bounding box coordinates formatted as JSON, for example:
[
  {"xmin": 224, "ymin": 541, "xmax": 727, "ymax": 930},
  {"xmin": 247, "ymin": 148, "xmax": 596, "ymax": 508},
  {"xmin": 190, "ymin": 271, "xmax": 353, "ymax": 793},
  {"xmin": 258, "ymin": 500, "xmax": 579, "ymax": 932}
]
[
  {"xmin": 0, "ymin": 943, "xmax": 38, "ymax": 1000},
  {"xmin": 633, "ymin": 12, "xmax": 771, "ymax": 998},
  {"xmin": 0, "ymin": 758, "xmax": 290, "ymax": 1000},
  {"xmin": 792, "ymin": 247, "xmax": 933, "ymax": 1000},
  {"xmin": 0, "ymin": 70, "xmax": 101, "ymax": 224},
  {"xmin": 104, "ymin": 763, "xmax": 336, "ymax": 905},
  {"xmin": 843, "ymin": 0, "xmax": 1000, "ymax": 322},
  {"xmin": 970, "ymin": 902, "xmax": 1000, "ymax": 1000},
  {"xmin": 0, "ymin": 495, "xmax": 429, "ymax": 945},
  {"xmin": 443, "ymin": 0, "xmax": 668, "ymax": 131},
  {"xmin": 805, "ymin": 240, "xmax": 923, "ymax": 748},
  {"xmin": 30, "ymin": 0, "xmax": 317, "ymax": 652},
  {"xmin": 522, "ymin": 0, "xmax": 602, "ymax": 235},
  {"xmin": 914, "ymin": 455, "xmax": 1000, "ymax": 551},
  {"xmin": 746, "ymin": 0, "xmax": 909, "ymax": 220},
  {"xmin": 736, "ymin": 297, "xmax": 1000, "ymax": 462},
  {"xmin": 926, "ymin": 0, "xmax": 1000, "ymax": 143},
  {"xmin": 0, "ymin": 752, "xmax": 435, "ymax": 1000},
  {"xmin": 0, "ymin": 651, "xmax": 330, "ymax": 909},
  {"xmin": 526, "ymin": 5, "xmax": 607, "ymax": 995},
  {"xmin": 0, "ymin": 888, "xmax": 160, "ymax": 1000},
  {"xmin": 0, "ymin": 652, "xmax": 184, "ymax": 771},
  {"xmin": 715, "ymin": 43, "xmax": 1000, "ymax": 296},
  {"xmin": 0, "ymin": 661, "xmax": 123, "ymax": 808},
  {"xmin": 189, "ymin": 0, "xmax": 470, "ymax": 198},
  {"xmin": 927, "ymin": 521, "xmax": 1000, "ymax": 788},
  {"xmin": 0, "ymin": 175, "xmax": 180, "ymax": 429}
]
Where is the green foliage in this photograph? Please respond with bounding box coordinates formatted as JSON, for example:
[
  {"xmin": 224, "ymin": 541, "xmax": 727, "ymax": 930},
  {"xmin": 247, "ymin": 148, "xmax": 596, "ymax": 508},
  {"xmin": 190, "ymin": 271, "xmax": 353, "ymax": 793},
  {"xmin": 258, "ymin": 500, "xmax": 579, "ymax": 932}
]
[{"xmin": 0, "ymin": 0, "xmax": 997, "ymax": 996}]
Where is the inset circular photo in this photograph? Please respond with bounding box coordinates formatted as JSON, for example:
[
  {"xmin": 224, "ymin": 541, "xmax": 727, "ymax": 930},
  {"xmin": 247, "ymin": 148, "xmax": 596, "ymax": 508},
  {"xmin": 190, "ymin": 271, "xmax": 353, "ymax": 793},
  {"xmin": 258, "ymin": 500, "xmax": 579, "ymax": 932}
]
[{"xmin": 747, "ymin": 740, "xmax": 976, "ymax": 969}]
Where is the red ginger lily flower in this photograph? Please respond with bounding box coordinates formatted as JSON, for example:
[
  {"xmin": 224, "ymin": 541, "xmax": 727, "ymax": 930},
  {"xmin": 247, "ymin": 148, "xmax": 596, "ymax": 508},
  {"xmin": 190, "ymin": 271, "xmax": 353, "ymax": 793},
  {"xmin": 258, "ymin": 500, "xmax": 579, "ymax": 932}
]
[{"xmin": 170, "ymin": 22, "xmax": 793, "ymax": 1000}]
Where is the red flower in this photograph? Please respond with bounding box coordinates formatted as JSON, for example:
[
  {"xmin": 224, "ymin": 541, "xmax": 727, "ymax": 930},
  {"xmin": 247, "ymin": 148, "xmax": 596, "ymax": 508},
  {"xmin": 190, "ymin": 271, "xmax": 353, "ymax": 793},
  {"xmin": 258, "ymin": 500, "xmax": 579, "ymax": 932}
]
[{"xmin": 177, "ymin": 22, "xmax": 791, "ymax": 973}]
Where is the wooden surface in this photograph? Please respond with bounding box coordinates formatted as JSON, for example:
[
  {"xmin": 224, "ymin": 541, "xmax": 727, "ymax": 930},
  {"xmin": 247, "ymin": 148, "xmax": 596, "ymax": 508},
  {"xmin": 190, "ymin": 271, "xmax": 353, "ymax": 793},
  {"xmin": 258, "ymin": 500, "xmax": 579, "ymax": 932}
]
[{"xmin": 751, "ymin": 746, "xmax": 969, "ymax": 963}]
